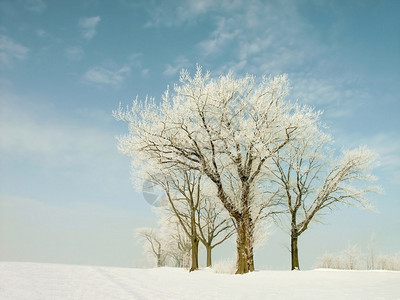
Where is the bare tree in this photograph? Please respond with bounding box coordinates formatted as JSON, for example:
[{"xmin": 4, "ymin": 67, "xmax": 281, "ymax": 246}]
[
  {"xmin": 270, "ymin": 125, "xmax": 380, "ymax": 270},
  {"xmin": 114, "ymin": 66, "xmax": 318, "ymax": 273}
]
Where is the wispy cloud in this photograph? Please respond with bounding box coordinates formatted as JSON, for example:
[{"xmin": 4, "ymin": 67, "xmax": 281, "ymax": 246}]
[
  {"xmin": 35, "ymin": 29, "xmax": 47, "ymax": 38},
  {"xmin": 368, "ymin": 133, "xmax": 400, "ymax": 184},
  {"xmin": 78, "ymin": 16, "xmax": 101, "ymax": 40},
  {"xmin": 188, "ymin": 0, "xmax": 372, "ymax": 120},
  {"xmin": 197, "ymin": 17, "xmax": 240, "ymax": 56},
  {"xmin": 142, "ymin": 0, "xmax": 240, "ymax": 28},
  {"xmin": 332, "ymin": 130, "xmax": 400, "ymax": 185},
  {"xmin": 0, "ymin": 34, "xmax": 29, "ymax": 68},
  {"xmin": 81, "ymin": 53, "xmax": 142, "ymax": 87},
  {"xmin": 163, "ymin": 56, "xmax": 191, "ymax": 76},
  {"xmin": 127, "ymin": 53, "xmax": 142, "ymax": 68},
  {"xmin": 82, "ymin": 65, "xmax": 130, "ymax": 88},
  {"xmin": 140, "ymin": 0, "xmax": 375, "ymax": 123},
  {"xmin": 141, "ymin": 68, "xmax": 150, "ymax": 78},
  {"xmin": 198, "ymin": 1, "xmax": 317, "ymax": 73},
  {"xmin": 291, "ymin": 75, "xmax": 345, "ymax": 105},
  {"xmin": 65, "ymin": 46, "xmax": 84, "ymax": 61},
  {"xmin": 143, "ymin": 1, "xmax": 206, "ymax": 27},
  {"xmin": 289, "ymin": 68, "xmax": 372, "ymax": 119},
  {"xmin": 24, "ymin": 0, "xmax": 46, "ymax": 13},
  {"xmin": 141, "ymin": 0, "xmax": 321, "ymax": 75}
]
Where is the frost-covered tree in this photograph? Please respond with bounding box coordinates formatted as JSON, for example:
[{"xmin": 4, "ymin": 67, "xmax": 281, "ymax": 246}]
[
  {"xmin": 156, "ymin": 209, "xmax": 192, "ymax": 268},
  {"xmin": 114, "ymin": 66, "xmax": 318, "ymax": 273},
  {"xmin": 167, "ymin": 222, "xmax": 192, "ymax": 268},
  {"xmin": 270, "ymin": 124, "xmax": 380, "ymax": 270},
  {"xmin": 341, "ymin": 244, "xmax": 362, "ymax": 270},
  {"xmin": 144, "ymin": 168, "xmax": 202, "ymax": 271},
  {"xmin": 136, "ymin": 228, "xmax": 169, "ymax": 267},
  {"xmin": 133, "ymin": 159, "xmax": 234, "ymax": 270},
  {"xmin": 315, "ymin": 244, "xmax": 366, "ymax": 270},
  {"xmin": 150, "ymin": 168, "xmax": 234, "ymax": 269},
  {"xmin": 315, "ymin": 252, "xmax": 337, "ymax": 269},
  {"xmin": 377, "ymin": 252, "xmax": 400, "ymax": 271},
  {"xmin": 196, "ymin": 198, "xmax": 235, "ymax": 267},
  {"xmin": 366, "ymin": 235, "xmax": 377, "ymax": 270}
]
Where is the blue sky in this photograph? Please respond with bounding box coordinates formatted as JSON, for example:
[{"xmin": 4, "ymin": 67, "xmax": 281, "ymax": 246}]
[{"xmin": 0, "ymin": 0, "xmax": 399, "ymax": 269}]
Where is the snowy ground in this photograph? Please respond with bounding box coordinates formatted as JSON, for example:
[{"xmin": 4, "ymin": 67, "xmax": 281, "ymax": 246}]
[{"xmin": 0, "ymin": 262, "xmax": 399, "ymax": 300}]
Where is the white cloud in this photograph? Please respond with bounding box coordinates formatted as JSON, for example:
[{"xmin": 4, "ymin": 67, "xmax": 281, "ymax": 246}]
[
  {"xmin": 143, "ymin": 0, "xmax": 213, "ymax": 28},
  {"xmin": 289, "ymin": 70, "xmax": 372, "ymax": 120},
  {"xmin": 81, "ymin": 53, "xmax": 142, "ymax": 87},
  {"xmin": 0, "ymin": 34, "xmax": 29, "ymax": 68},
  {"xmin": 78, "ymin": 16, "xmax": 101, "ymax": 40},
  {"xmin": 35, "ymin": 29, "xmax": 46, "ymax": 37},
  {"xmin": 217, "ymin": 2, "xmax": 315, "ymax": 71},
  {"xmin": 141, "ymin": 68, "xmax": 150, "ymax": 78},
  {"xmin": 65, "ymin": 46, "xmax": 84, "ymax": 61},
  {"xmin": 189, "ymin": 0, "xmax": 372, "ymax": 121},
  {"xmin": 82, "ymin": 65, "xmax": 130, "ymax": 88},
  {"xmin": 187, "ymin": 0, "xmax": 215, "ymax": 14},
  {"xmin": 24, "ymin": 0, "xmax": 46, "ymax": 13},
  {"xmin": 333, "ymin": 130, "xmax": 400, "ymax": 185},
  {"xmin": 127, "ymin": 53, "xmax": 142, "ymax": 68},
  {"xmin": 291, "ymin": 76, "xmax": 342, "ymax": 105},
  {"xmin": 143, "ymin": 0, "xmax": 241, "ymax": 28},
  {"xmin": 197, "ymin": 17, "xmax": 239, "ymax": 56},
  {"xmin": 163, "ymin": 56, "xmax": 191, "ymax": 76},
  {"xmin": 368, "ymin": 133, "xmax": 400, "ymax": 183}
]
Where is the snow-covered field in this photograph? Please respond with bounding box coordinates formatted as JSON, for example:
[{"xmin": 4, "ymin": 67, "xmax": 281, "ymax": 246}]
[{"xmin": 0, "ymin": 262, "xmax": 399, "ymax": 300}]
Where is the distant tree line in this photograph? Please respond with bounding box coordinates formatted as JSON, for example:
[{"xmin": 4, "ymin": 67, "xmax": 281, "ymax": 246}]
[{"xmin": 315, "ymin": 243, "xmax": 400, "ymax": 271}]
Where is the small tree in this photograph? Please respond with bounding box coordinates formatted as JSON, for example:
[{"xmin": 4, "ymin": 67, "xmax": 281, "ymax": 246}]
[
  {"xmin": 366, "ymin": 235, "xmax": 377, "ymax": 270},
  {"xmin": 341, "ymin": 244, "xmax": 362, "ymax": 270},
  {"xmin": 315, "ymin": 252, "xmax": 336, "ymax": 269},
  {"xmin": 196, "ymin": 198, "xmax": 235, "ymax": 267},
  {"xmin": 146, "ymin": 168, "xmax": 202, "ymax": 271},
  {"xmin": 157, "ymin": 211, "xmax": 192, "ymax": 268},
  {"xmin": 137, "ymin": 164, "xmax": 234, "ymax": 270},
  {"xmin": 376, "ymin": 253, "xmax": 400, "ymax": 271},
  {"xmin": 136, "ymin": 228, "xmax": 169, "ymax": 267},
  {"xmin": 168, "ymin": 224, "xmax": 192, "ymax": 268},
  {"xmin": 270, "ymin": 124, "xmax": 380, "ymax": 270}
]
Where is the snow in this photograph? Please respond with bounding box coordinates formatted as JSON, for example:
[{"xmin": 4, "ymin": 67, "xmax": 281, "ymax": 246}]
[{"xmin": 0, "ymin": 262, "xmax": 399, "ymax": 299}]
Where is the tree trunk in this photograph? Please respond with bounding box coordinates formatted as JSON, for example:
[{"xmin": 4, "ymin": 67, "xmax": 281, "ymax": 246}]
[
  {"xmin": 206, "ymin": 246, "xmax": 212, "ymax": 267},
  {"xmin": 235, "ymin": 216, "xmax": 255, "ymax": 274},
  {"xmin": 190, "ymin": 237, "xmax": 199, "ymax": 271},
  {"xmin": 291, "ymin": 234, "xmax": 300, "ymax": 270},
  {"xmin": 189, "ymin": 206, "xmax": 199, "ymax": 272},
  {"xmin": 157, "ymin": 244, "xmax": 162, "ymax": 267},
  {"xmin": 157, "ymin": 255, "xmax": 161, "ymax": 267}
]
